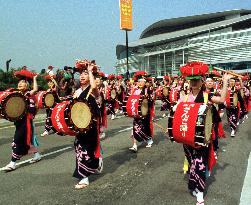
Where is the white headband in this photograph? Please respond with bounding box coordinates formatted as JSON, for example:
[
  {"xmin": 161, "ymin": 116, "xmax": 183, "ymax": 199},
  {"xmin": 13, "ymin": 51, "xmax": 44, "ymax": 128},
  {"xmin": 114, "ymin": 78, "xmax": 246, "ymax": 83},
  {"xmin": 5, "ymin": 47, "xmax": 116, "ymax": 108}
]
[{"xmin": 206, "ymin": 78, "xmax": 213, "ymax": 82}]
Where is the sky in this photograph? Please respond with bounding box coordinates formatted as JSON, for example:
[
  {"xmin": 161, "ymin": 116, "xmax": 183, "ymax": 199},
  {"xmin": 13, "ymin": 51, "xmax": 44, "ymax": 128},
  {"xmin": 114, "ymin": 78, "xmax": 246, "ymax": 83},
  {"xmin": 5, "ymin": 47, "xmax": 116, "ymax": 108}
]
[{"xmin": 0, "ymin": 0, "xmax": 251, "ymax": 74}]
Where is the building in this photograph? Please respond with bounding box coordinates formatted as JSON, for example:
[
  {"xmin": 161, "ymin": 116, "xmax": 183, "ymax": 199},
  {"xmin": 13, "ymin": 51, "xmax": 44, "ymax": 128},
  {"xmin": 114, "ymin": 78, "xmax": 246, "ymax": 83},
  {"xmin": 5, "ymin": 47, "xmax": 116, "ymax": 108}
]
[{"xmin": 116, "ymin": 9, "xmax": 251, "ymax": 76}]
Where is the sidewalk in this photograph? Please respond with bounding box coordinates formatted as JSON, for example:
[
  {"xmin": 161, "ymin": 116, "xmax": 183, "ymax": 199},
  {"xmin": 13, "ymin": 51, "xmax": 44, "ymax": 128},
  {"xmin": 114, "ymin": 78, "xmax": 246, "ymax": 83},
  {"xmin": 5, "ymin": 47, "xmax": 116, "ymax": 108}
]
[{"xmin": 0, "ymin": 113, "xmax": 46, "ymax": 128}]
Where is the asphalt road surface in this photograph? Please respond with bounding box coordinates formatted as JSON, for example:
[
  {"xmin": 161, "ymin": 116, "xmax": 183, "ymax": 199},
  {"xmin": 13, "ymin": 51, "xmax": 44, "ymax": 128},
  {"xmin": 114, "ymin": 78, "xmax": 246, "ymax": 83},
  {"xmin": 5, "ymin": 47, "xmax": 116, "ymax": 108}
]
[{"xmin": 0, "ymin": 108, "xmax": 251, "ymax": 205}]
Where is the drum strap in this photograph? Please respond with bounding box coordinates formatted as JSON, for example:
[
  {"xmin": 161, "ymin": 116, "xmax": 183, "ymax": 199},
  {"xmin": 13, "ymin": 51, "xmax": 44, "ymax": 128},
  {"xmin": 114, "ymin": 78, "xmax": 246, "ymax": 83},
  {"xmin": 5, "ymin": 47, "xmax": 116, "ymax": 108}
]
[
  {"xmin": 203, "ymin": 92, "xmax": 208, "ymax": 104},
  {"xmin": 184, "ymin": 95, "xmax": 189, "ymax": 102}
]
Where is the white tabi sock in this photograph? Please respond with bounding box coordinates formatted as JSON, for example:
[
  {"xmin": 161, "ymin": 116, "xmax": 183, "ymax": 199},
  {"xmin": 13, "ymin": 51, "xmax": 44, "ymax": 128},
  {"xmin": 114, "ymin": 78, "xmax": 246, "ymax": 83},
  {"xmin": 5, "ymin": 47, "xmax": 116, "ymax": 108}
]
[
  {"xmin": 196, "ymin": 191, "xmax": 204, "ymax": 202},
  {"xmin": 10, "ymin": 161, "xmax": 16, "ymax": 167},
  {"xmin": 79, "ymin": 177, "xmax": 89, "ymax": 185}
]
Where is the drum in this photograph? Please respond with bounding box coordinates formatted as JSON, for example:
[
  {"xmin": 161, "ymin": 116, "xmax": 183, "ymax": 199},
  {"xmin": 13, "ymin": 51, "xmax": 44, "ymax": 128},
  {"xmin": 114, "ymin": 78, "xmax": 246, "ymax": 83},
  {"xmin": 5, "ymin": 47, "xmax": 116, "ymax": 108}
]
[
  {"xmin": 225, "ymin": 91, "xmax": 238, "ymax": 108},
  {"xmin": 155, "ymin": 87, "xmax": 162, "ymax": 100},
  {"xmin": 35, "ymin": 91, "xmax": 57, "ymax": 109},
  {"xmin": 99, "ymin": 92, "xmax": 105, "ymax": 108},
  {"xmin": 123, "ymin": 95, "xmax": 149, "ymax": 118},
  {"xmin": 169, "ymin": 88, "xmax": 184, "ymax": 104},
  {"xmin": 110, "ymin": 89, "xmax": 117, "ymax": 100},
  {"xmin": 50, "ymin": 100, "xmax": 92, "ymax": 136},
  {"xmin": 0, "ymin": 91, "xmax": 27, "ymax": 122},
  {"xmin": 162, "ymin": 87, "xmax": 169, "ymax": 97},
  {"xmin": 117, "ymin": 87, "xmax": 122, "ymax": 95},
  {"xmin": 168, "ymin": 102, "xmax": 212, "ymax": 148}
]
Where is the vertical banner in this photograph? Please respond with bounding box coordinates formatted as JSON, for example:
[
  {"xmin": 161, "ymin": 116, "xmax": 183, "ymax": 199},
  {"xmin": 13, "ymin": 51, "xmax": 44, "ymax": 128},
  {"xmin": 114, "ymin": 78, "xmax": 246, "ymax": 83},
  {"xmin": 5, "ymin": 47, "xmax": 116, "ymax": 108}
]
[{"xmin": 120, "ymin": 0, "xmax": 133, "ymax": 31}]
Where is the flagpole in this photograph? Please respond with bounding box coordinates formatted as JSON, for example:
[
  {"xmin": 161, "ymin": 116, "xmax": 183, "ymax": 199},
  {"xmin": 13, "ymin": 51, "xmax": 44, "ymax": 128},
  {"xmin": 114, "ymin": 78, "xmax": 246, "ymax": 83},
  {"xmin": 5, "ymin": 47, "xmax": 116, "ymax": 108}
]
[{"xmin": 126, "ymin": 30, "xmax": 129, "ymax": 79}]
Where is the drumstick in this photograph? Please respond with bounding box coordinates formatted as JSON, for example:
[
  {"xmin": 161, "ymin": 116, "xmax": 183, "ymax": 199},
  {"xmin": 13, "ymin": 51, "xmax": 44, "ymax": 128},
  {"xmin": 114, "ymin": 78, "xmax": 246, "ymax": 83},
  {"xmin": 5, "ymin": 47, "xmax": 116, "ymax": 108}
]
[
  {"xmin": 153, "ymin": 122, "xmax": 167, "ymax": 133},
  {"xmin": 213, "ymin": 67, "xmax": 243, "ymax": 78},
  {"xmin": 86, "ymin": 88, "xmax": 92, "ymax": 100}
]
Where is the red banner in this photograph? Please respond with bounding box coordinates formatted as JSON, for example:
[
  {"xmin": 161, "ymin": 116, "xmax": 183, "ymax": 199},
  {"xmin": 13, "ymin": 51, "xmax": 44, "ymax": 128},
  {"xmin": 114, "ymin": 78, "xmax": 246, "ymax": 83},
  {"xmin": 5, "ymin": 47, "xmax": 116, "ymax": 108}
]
[
  {"xmin": 172, "ymin": 102, "xmax": 201, "ymax": 147},
  {"xmin": 169, "ymin": 88, "xmax": 178, "ymax": 103},
  {"xmin": 126, "ymin": 95, "xmax": 140, "ymax": 117},
  {"xmin": 120, "ymin": 0, "xmax": 133, "ymax": 30}
]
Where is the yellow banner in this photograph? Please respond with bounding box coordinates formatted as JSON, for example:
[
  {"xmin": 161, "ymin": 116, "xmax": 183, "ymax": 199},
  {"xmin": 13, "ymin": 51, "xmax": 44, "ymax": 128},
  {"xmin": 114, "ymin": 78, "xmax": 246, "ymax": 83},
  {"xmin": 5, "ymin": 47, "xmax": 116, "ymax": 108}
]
[{"xmin": 120, "ymin": 0, "xmax": 133, "ymax": 31}]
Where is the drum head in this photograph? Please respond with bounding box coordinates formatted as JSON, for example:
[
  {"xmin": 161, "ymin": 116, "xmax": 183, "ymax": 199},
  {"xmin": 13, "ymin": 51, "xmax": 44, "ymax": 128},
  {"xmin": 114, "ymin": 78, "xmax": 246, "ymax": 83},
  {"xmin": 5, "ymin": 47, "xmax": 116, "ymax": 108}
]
[
  {"xmin": 179, "ymin": 90, "xmax": 185, "ymax": 98},
  {"xmin": 163, "ymin": 87, "xmax": 169, "ymax": 97},
  {"xmin": 141, "ymin": 99, "xmax": 149, "ymax": 116},
  {"xmin": 204, "ymin": 108, "xmax": 213, "ymax": 144},
  {"xmin": 233, "ymin": 93, "xmax": 238, "ymax": 107},
  {"xmin": 71, "ymin": 102, "xmax": 91, "ymax": 129},
  {"xmin": 5, "ymin": 96, "xmax": 26, "ymax": 121},
  {"xmin": 117, "ymin": 88, "xmax": 122, "ymax": 95},
  {"xmin": 111, "ymin": 89, "xmax": 116, "ymax": 99},
  {"xmin": 44, "ymin": 93, "xmax": 55, "ymax": 108}
]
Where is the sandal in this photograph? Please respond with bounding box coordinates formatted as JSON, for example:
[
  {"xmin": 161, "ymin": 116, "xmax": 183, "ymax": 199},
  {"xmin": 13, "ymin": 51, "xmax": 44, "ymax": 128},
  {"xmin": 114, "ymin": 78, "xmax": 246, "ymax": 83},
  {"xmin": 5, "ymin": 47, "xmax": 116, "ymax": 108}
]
[
  {"xmin": 196, "ymin": 201, "xmax": 204, "ymax": 205},
  {"xmin": 129, "ymin": 146, "xmax": 137, "ymax": 152},
  {"xmin": 29, "ymin": 157, "xmax": 42, "ymax": 164},
  {"xmin": 1, "ymin": 164, "xmax": 16, "ymax": 172},
  {"xmin": 75, "ymin": 183, "xmax": 89, "ymax": 190}
]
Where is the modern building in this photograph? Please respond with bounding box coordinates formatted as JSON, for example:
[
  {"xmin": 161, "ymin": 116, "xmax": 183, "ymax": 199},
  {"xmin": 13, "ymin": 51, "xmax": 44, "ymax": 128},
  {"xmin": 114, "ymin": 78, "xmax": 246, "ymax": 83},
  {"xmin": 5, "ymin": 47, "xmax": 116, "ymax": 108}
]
[{"xmin": 116, "ymin": 9, "xmax": 251, "ymax": 76}]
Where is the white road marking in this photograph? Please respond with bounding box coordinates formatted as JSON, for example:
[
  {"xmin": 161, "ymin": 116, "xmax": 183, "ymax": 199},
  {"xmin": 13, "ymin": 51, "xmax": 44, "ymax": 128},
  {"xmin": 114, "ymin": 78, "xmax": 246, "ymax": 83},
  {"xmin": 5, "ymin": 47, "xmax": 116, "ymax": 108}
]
[
  {"xmin": 0, "ymin": 120, "xmax": 45, "ymax": 130},
  {"xmin": 239, "ymin": 152, "xmax": 251, "ymax": 205},
  {"xmin": 114, "ymin": 115, "xmax": 125, "ymax": 119},
  {"xmin": 0, "ymin": 146, "xmax": 72, "ymax": 170},
  {"xmin": 118, "ymin": 127, "xmax": 132, "ymax": 133}
]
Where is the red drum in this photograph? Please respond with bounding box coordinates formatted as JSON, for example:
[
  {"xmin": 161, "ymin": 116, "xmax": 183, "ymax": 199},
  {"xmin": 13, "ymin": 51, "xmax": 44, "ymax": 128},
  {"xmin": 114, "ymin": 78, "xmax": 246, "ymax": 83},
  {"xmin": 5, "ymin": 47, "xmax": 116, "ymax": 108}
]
[
  {"xmin": 50, "ymin": 100, "xmax": 93, "ymax": 136},
  {"xmin": 123, "ymin": 95, "xmax": 149, "ymax": 118},
  {"xmin": 169, "ymin": 88, "xmax": 185, "ymax": 104},
  {"xmin": 168, "ymin": 102, "xmax": 212, "ymax": 148},
  {"xmin": 106, "ymin": 88, "xmax": 116, "ymax": 101},
  {"xmin": 0, "ymin": 91, "xmax": 27, "ymax": 122},
  {"xmin": 225, "ymin": 91, "xmax": 238, "ymax": 108},
  {"xmin": 155, "ymin": 86, "xmax": 162, "ymax": 100},
  {"xmin": 35, "ymin": 91, "xmax": 56, "ymax": 109}
]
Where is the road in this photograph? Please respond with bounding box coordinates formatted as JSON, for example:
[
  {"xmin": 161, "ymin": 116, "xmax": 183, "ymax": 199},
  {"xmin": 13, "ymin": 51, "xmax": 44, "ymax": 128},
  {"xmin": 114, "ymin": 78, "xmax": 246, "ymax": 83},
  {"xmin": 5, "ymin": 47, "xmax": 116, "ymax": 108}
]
[{"xmin": 0, "ymin": 107, "xmax": 251, "ymax": 205}]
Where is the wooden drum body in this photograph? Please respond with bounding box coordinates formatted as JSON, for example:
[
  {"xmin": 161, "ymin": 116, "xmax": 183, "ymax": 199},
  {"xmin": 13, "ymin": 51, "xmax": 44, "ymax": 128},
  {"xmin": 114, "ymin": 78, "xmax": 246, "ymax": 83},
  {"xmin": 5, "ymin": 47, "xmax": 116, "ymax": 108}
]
[
  {"xmin": 123, "ymin": 95, "xmax": 149, "ymax": 118},
  {"xmin": 168, "ymin": 102, "xmax": 212, "ymax": 148},
  {"xmin": 50, "ymin": 100, "xmax": 92, "ymax": 136},
  {"xmin": 0, "ymin": 91, "xmax": 27, "ymax": 122}
]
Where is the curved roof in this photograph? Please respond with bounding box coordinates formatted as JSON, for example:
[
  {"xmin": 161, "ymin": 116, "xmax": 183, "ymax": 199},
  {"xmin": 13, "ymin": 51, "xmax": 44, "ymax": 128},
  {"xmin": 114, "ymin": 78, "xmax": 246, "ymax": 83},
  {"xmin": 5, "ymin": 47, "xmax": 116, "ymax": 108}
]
[
  {"xmin": 127, "ymin": 13, "xmax": 251, "ymax": 48},
  {"xmin": 140, "ymin": 9, "xmax": 251, "ymax": 39}
]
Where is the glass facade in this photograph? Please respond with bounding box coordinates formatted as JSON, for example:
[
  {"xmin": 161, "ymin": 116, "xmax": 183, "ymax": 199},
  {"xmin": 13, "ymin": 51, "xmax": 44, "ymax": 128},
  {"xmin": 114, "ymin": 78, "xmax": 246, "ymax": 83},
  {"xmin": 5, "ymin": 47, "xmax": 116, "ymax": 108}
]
[{"xmin": 116, "ymin": 22, "xmax": 251, "ymax": 76}]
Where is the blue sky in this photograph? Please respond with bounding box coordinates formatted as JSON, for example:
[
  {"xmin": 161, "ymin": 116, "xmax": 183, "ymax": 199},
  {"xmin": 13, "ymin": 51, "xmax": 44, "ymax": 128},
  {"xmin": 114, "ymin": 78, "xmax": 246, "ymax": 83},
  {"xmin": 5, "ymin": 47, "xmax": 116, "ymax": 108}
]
[{"xmin": 0, "ymin": 0, "xmax": 251, "ymax": 74}]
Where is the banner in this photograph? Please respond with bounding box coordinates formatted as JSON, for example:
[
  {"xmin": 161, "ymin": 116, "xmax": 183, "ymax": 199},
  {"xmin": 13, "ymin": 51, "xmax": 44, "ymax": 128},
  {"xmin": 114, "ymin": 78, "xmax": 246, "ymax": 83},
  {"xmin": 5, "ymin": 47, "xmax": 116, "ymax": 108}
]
[{"xmin": 119, "ymin": 0, "xmax": 133, "ymax": 31}]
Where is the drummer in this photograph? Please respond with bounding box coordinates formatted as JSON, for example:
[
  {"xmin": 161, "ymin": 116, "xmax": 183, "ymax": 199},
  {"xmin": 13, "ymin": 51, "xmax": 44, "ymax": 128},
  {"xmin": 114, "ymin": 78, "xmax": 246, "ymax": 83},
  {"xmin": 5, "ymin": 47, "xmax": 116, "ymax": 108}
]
[
  {"xmin": 95, "ymin": 71, "xmax": 108, "ymax": 139},
  {"xmin": 107, "ymin": 74, "xmax": 117, "ymax": 120},
  {"xmin": 2, "ymin": 69, "xmax": 42, "ymax": 172},
  {"xmin": 160, "ymin": 75, "xmax": 171, "ymax": 117},
  {"xmin": 71, "ymin": 60, "xmax": 103, "ymax": 189},
  {"xmin": 116, "ymin": 75, "xmax": 126, "ymax": 114},
  {"xmin": 205, "ymin": 71, "xmax": 225, "ymax": 155},
  {"xmin": 128, "ymin": 71, "xmax": 154, "ymax": 152},
  {"xmin": 41, "ymin": 74, "xmax": 59, "ymax": 137},
  {"xmin": 175, "ymin": 62, "xmax": 230, "ymax": 205},
  {"xmin": 225, "ymin": 77, "xmax": 245, "ymax": 137}
]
